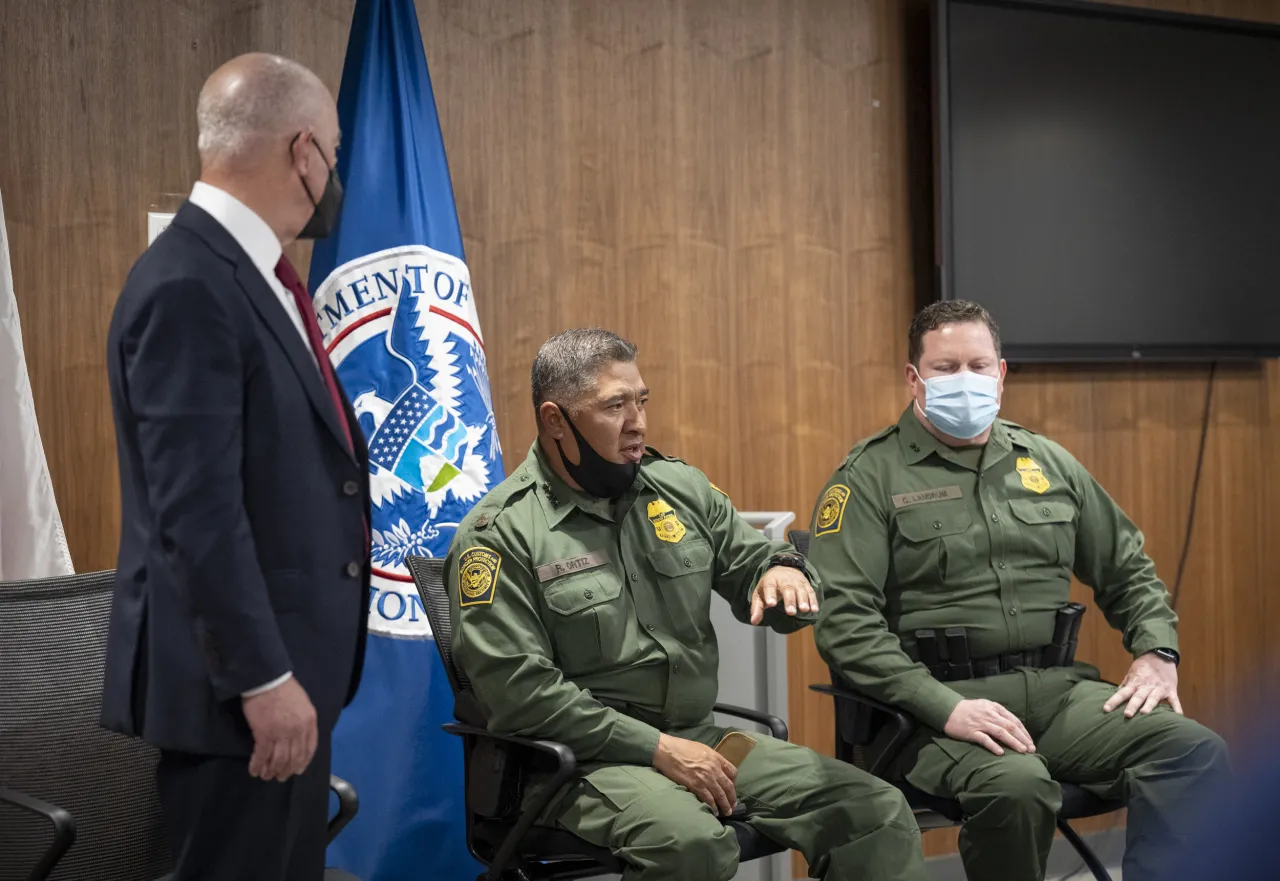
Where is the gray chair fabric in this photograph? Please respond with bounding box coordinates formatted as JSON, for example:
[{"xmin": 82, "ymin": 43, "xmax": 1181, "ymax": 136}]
[{"xmin": 0, "ymin": 570, "xmax": 171, "ymax": 881}]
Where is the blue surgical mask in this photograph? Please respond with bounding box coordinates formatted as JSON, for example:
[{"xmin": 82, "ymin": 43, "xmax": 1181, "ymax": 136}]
[{"xmin": 914, "ymin": 370, "xmax": 1001, "ymax": 440}]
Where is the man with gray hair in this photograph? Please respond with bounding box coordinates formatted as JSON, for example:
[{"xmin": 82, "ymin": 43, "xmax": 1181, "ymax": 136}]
[
  {"xmin": 102, "ymin": 53, "xmax": 369, "ymax": 880},
  {"xmin": 445, "ymin": 329, "xmax": 927, "ymax": 880}
]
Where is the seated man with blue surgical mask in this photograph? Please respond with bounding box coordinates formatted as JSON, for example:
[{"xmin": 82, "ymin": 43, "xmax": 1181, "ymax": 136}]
[{"xmin": 808, "ymin": 300, "xmax": 1229, "ymax": 881}]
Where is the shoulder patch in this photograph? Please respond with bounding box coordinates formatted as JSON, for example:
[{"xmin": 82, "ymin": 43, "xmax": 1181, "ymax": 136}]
[
  {"xmin": 815, "ymin": 484, "xmax": 852, "ymax": 536},
  {"xmin": 458, "ymin": 547, "xmax": 502, "ymax": 608}
]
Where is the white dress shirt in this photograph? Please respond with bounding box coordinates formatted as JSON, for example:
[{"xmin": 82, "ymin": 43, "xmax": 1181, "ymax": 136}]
[
  {"xmin": 187, "ymin": 181, "xmax": 316, "ymax": 366},
  {"xmin": 187, "ymin": 181, "xmax": 307, "ymax": 698}
]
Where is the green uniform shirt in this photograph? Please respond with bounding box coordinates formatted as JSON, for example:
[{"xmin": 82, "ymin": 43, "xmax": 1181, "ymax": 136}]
[
  {"xmin": 810, "ymin": 407, "xmax": 1179, "ymax": 733},
  {"xmin": 447, "ymin": 442, "xmax": 820, "ymax": 767}
]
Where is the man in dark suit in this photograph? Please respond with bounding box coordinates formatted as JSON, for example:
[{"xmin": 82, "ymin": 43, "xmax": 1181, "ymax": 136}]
[{"xmin": 102, "ymin": 53, "xmax": 369, "ymax": 881}]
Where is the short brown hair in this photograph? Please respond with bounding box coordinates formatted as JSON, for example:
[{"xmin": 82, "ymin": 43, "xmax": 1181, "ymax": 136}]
[{"xmin": 908, "ymin": 300, "xmax": 1001, "ymax": 365}]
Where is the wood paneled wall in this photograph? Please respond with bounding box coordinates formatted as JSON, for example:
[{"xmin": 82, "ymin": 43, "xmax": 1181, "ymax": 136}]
[{"xmin": 4, "ymin": 0, "xmax": 1279, "ymax": 868}]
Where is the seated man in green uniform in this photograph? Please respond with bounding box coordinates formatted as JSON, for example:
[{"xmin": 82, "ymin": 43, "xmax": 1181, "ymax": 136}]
[
  {"xmin": 447, "ymin": 328, "xmax": 927, "ymax": 881},
  {"xmin": 810, "ymin": 300, "xmax": 1229, "ymax": 881}
]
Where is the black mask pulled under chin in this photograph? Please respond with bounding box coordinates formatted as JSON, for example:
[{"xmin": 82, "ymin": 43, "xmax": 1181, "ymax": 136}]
[{"xmin": 554, "ymin": 406, "xmax": 639, "ymax": 499}]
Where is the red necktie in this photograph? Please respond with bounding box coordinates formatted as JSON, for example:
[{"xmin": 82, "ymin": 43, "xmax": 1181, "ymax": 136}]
[
  {"xmin": 274, "ymin": 256, "xmax": 354, "ymax": 453},
  {"xmin": 276, "ymin": 256, "xmax": 370, "ymax": 557}
]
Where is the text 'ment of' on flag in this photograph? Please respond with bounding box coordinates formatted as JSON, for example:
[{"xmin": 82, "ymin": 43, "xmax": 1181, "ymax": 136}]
[{"xmin": 307, "ymin": 1, "xmax": 501, "ymax": 878}]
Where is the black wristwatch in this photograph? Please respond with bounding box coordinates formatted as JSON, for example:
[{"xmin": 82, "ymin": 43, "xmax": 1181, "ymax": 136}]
[
  {"xmin": 1150, "ymin": 647, "xmax": 1180, "ymax": 667},
  {"xmin": 768, "ymin": 552, "xmax": 808, "ymax": 573}
]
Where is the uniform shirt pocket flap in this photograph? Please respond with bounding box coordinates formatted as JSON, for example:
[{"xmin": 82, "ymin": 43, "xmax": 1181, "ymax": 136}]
[
  {"xmin": 646, "ymin": 539, "xmax": 714, "ymax": 578},
  {"xmin": 543, "ymin": 572, "xmax": 621, "ymax": 616},
  {"xmin": 1009, "ymin": 498, "xmax": 1075, "ymax": 525},
  {"xmin": 896, "ymin": 503, "xmax": 972, "ymax": 542}
]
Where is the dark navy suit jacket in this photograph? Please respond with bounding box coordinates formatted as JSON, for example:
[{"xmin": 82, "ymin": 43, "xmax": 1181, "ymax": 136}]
[{"xmin": 102, "ymin": 201, "xmax": 370, "ymax": 756}]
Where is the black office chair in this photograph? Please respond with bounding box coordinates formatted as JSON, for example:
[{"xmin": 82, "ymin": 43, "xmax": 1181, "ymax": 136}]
[
  {"xmin": 0, "ymin": 569, "xmax": 360, "ymax": 881},
  {"xmin": 406, "ymin": 555, "xmax": 789, "ymax": 881},
  {"xmin": 787, "ymin": 529, "xmax": 1123, "ymax": 881}
]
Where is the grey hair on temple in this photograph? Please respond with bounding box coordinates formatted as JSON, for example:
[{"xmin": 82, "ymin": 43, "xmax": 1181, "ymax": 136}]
[{"xmin": 531, "ymin": 328, "xmax": 638, "ymax": 418}]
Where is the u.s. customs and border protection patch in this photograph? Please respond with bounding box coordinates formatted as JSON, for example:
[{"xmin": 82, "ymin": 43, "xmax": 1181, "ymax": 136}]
[
  {"xmin": 459, "ymin": 547, "xmax": 502, "ymax": 607},
  {"xmin": 1016, "ymin": 457, "xmax": 1051, "ymax": 494},
  {"xmin": 647, "ymin": 499, "xmax": 687, "ymax": 543},
  {"xmin": 815, "ymin": 484, "xmax": 851, "ymax": 536}
]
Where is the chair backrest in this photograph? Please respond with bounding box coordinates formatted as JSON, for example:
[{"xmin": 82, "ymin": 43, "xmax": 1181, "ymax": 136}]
[
  {"xmin": 0, "ymin": 570, "xmax": 172, "ymax": 881},
  {"xmin": 406, "ymin": 556, "xmax": 469, "ymax": 694},
  {"xmin": 787, "ymin": 529, "xmax": 811, "ymax": 556}
]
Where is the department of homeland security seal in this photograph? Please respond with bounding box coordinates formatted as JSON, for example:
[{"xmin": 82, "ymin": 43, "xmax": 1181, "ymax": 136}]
[{"xmin": 315, "ymin": 244, "xmax": 503, "ymax": 638}]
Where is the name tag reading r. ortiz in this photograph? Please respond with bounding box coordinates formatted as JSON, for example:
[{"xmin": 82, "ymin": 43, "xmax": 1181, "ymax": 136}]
[{"xmin": 535, "ymin": 549, "xmax": 612, "ymax": 582}]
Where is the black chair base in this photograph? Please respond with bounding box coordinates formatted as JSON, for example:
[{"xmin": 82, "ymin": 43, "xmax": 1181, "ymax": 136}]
[{"xmin": 472, "ymin": 816, "xmax": 786, "ymax": 880}]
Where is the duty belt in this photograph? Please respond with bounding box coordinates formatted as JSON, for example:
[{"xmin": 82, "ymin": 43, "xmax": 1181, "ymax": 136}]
[{"xmin": 908, "ymin": 602, "xmax": 1087, "ymax": 682}]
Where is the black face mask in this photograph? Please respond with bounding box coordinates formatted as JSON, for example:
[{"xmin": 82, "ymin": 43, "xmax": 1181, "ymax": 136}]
[
  {"xmin": 295, "ymin": 135, "xmax": 343, "ymax": 240},
  {"xmin": 554, "ymin": 406, "xmax": 639, "ymax": 499}
]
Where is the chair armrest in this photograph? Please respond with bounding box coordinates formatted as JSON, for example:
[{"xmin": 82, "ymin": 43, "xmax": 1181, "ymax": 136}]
[
  {"xmin": 809, "ymin": 683, "xmax": 903, "ymax": 717},
  {"xmin": 0, "ymin": 785, "xmax": 76, "ymax": 881},
  {"xmin": 593, "ymin": 695, "xmax": 789, "ymax": 742},
  {"xmin": 442, "ymin": 722, "xmax": 578, "ymax": 878},
  {"xmin": 809, "ymin": 683, "xmax": 916, "ymax": 777},
  {"xmin": 713, "ymin": 702, "xmax": 788, "ymax": 742},
  {"xmin": 327, "ymin": 775, "xmax": 359, "ymax": 845}
]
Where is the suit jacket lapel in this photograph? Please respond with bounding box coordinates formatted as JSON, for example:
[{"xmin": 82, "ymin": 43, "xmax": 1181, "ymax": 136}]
[
  {"xmin": 234, "ymin": 261, "xmax": 359, "ymax": 465},
  {"xmin": 172, "ymin": 202, "xmax": 359, "ymax": 466}
]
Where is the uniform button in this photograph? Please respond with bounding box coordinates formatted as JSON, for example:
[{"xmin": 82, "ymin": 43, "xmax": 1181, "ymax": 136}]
[
  {"xmin": 1042, "ymin": 507, "xmax": 1051, "ymax": 516},
  {"xmin": 662, "ymin": 718, "xmax": 671, "ymax": 726},
  {"xmin": 990, "ymin": 513, "xmax": 999, "ymax": 523},
  {"xmin": 683, "ymin": 558, "xmax": 693, "ymax": 568},
  {"xmin": 345, "ymin": 561, "xmax": 361, "ymax": 578},
  {"xmin": 630, "ymin": 573, "xmax": 639, "ymax": 582},
  {"xmin": 343, "ymin": 480, "xmax": 359, "ymax": 496},
  {"xmin": 933, "ymin": 521, "xmax": 942, "ymax": 530},
  {"xmin": 998, "ymin": 562, "xmax": 1007, "ymax": 570},
  {"xmin": 1009, "ymin": 606, "xmax": 1019, "ymax": 616},
  {"xmin": 520, "ymin": 475, "xmax": 529, "ymax": 482},
  {"xmin": 647, "ymin": 624, "xmax": 656, "ymax": 631},
  {"xmin": 584, "ymin": 590, "xmax": 594, "ymax": 599}
]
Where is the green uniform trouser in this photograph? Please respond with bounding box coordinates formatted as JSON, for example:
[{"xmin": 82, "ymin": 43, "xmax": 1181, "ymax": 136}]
[
  {"xmin": 553, "ymin": 723, "xmax": 926, "ymax": 881},
  {"xmin": 899, "ymin": 664, "xmax": 1230, "ymax": 881}
]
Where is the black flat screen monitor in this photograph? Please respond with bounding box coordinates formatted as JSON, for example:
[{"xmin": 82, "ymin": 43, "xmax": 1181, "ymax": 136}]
[{"xmin": 935, "ymin": 0, "xmax": 1280, "ymax": 361}]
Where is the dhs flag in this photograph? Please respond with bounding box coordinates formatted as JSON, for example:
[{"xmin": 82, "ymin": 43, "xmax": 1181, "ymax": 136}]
[{"xmin": 308, "ymin": 1, "xmax": 500, "ymax": 877}]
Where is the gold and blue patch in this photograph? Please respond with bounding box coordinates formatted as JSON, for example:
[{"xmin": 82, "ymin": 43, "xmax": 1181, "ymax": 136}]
[{"xmin": 458, "ymin": 546, "xmax": 502, "ymax": 608}]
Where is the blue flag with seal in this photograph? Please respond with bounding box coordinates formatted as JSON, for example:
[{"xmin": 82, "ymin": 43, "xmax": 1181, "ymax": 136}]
[{"xmin": 308, "ymin": 1, "xmax": 498, "ymax": 877}]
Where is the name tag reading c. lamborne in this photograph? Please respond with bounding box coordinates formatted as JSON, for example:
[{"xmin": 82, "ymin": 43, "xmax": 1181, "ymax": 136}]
[{"xmin": 891, "ymin": 485, "xmax": 964, "ymax": 509}]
